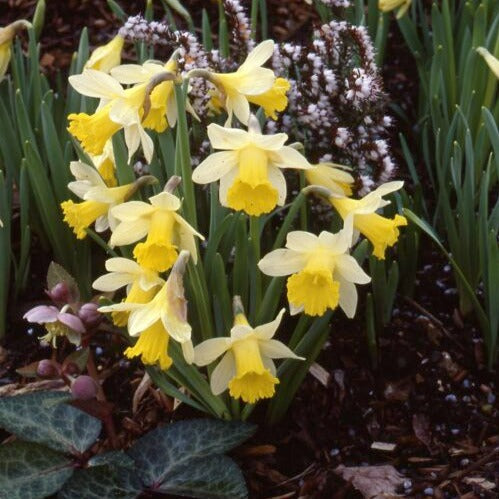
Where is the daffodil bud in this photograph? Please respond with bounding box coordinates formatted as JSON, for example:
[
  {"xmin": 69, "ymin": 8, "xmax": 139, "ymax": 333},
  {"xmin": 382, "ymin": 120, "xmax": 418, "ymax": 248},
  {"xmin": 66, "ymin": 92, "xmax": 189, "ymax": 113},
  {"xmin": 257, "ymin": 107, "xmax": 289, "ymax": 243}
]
[{"xmin": 0, "ymin": 20, "xmax": 31, "ymax": 79}]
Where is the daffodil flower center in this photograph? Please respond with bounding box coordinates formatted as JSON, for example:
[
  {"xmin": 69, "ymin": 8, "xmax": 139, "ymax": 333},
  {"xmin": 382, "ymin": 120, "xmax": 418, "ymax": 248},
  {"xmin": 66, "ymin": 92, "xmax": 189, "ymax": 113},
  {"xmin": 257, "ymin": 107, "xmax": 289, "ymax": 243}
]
[
  {"xmin": 228, "ymin": 336, "xmax": 279, "ymax": 403},
  {"xmin": 133, "ymin": 210, "xmax": 178, "ymax": 272},
  {"xmin": 125, "ymin": 320, "xmax": 172, "ymax": 370},
  {"xmin": 226, "ymin": 144, "xmax": 278, "ymax": 216},
  {"xmin": 61, "ymin": 199, "xmax": 109, "ymax": 239},
  {"xmin": 68, "ymin": 103, "xmax": 122, "ymax": 156},
  {"xmin": 287, "ymin": 248, "xmax": 340, "ymax": 317}
]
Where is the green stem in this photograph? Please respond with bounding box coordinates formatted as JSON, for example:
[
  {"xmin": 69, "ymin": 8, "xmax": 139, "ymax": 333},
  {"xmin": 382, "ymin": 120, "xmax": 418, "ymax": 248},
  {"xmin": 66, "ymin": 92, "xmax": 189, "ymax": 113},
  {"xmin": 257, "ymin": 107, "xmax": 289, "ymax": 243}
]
[
  {"xmin": 174, "ymin": 84, "xmax": 197, "ymax": 229},
  {"xmin": 85, "ymin": 228, "xmax": 119, "ymax": 257},
  {"xmin": 249, "ymin": 216, "xmax": 262, "ymax": 321},
  {"xmin": 250, "ymin": 0, "xmax": 259, "ymax": 39}
]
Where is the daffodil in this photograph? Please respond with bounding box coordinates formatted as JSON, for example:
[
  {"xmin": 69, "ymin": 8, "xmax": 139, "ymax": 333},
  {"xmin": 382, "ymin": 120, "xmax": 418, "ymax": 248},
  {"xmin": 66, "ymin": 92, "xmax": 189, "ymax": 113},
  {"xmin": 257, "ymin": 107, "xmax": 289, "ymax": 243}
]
[
  {"xmin": 0, "ymin": 20, "xmax": 31, "ymax": 80},
  {"xmin": 306, "ymin": 162, "xmax": 355, "ymax": 196},
  {"xmin": 91, "ymin": 140, "xmax": 117, "ymax": 187},
  {"xmin": 98, "ymin": 251, "xmax": 193, "ymax": 367},
  {"xmin": 93, "ymin": 257, "xmax": 164, "ymax": 327},
  {"xmin": 111, "ymin": 58, "xmax": 179, "ymax": 131},
  {"xmin": 192, "ymin": 118, "xmax": 312, "ymax": 216},
  {"xmin": 110, "ymin": 191, "xmax": 203, "ymax": 272},
  {"xmin": 379, "ymin": 0, "xmax": 411, "ymax": 18},
  {"xmin": 85, "ymin": 34, "xmax": 124, "ymax": 73},
  {"xmin": 258, "ymin": 217, "xmax": 370, "ymax": 317},
  {"xmin": 247, "ymin": 77, "xmax": 291, "ymax": 120},
  {"xmin": 197, "ymin": 40, "xmax": 277, "ymax": 125},
  {"xmin": 194, "ymin": 308, "xmax": 302, "ymax": 403},
  {"xmin": 329, "ymin": 181, "xmax": 407, "ymax": 260},
  {"xmin": 61, "ymin": 161, "xmax": 132, "ymax": 239},
  {"xmin": 477, "ymin": 47, "xmax": 499, "ymax": 79},
  {"xmin": 67, "ymin": 70, "xmax": 154, "ymax": 161}
]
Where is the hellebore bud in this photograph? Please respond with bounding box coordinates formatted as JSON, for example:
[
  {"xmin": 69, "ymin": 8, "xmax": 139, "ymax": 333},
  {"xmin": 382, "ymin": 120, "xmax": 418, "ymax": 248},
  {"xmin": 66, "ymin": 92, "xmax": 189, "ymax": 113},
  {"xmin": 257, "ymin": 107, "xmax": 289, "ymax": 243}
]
[
  {"xmin": 36, "ymin": 359, "xmax": 60, "ymax": 378},
  {"xmin": 71, "ymin": 375, "xmax": 98, "ymax": 400},
  {"xmin": 78, "ymin": 302, "xmax": 101, "ymax": 329},
  {"xmin": 46, "ymin": 282, "xmax": 71, "ymax": 303}
]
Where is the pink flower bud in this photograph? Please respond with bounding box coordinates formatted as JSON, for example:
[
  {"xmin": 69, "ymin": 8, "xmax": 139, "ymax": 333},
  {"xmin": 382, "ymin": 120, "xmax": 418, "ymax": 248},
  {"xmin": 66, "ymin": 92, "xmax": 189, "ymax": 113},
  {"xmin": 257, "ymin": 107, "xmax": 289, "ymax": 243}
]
[
  {"xmin": 78, "ymin": 303, "xmax": 101, "ymax": 328},
  {"xmin": 46, "ymin": 282, "xmax": 71, "ymax": 303},
  {"xmin": 71, "ymin": 375, "xmax": 98, "ymax": 400},
  {"xmin": 37, "ymin": 359, "xmax": 60, "ymax": 378}
]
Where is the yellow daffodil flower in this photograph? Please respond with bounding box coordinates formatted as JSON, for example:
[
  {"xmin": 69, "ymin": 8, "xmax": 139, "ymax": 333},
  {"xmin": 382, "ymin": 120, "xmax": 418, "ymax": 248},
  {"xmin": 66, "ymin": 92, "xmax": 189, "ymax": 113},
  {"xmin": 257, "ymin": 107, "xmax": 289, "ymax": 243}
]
[
  {"xmin": 93, "ymin": 257, "xmax": 164, "ymax": 327},
  {"xmin": 477, "ymin": 47, "xmax": 499, "ymax": 79},
  {"xmin": 91, "ymin": 140, "xmax": 117, "ymax": 187},
  {"xmin": 0, "ymin": 20, "xmax": 31, "ymax": 80},
  {"xmin": 111, "ymin": 58, "xmax": 180, "ymax": 131},
  {"xmin": 85, "ymin": 35, "xmax": 124, "ymax": 73},
  {"xmin": 379, "ymin": 0, "xmax": 411, "ymax": 18},
  {"xmin": 203, "ymin": 40, "xmax": 277, "ymax": 125},
  {"xmin": 61, "ymin": 161, "xmax": 132, "ymax": 239},
  {"xmin": 67, "ymin": 70, "xmax": 154, "ymax": 161},
  {"xmin": 330, "ymin": 181, "xmax": 407, "ymax": 260},
  {"xmin": 194, "ymin": 308, "xmax": 302, "ymax": 403},
  {"xmin": 192, "ymin": 118, "xmax": 312, "ymax": 216},
  {"xmin": 247, "ymin": 77, "xmax": 291, "ymax": 120},
  {"xmin": 258, "ymin": 217, "xmax": 370, "ymax": 317},
  {"xmin": 306, "ymin": 162, "xmax": 355, "ymax": 196},
  {"xmin": 109, "ymin": 191, "xmax": 203, "ymax": 272},
  {"xmin": 98, "ymin": 251, "xmax": 193, "ymax": 367}
]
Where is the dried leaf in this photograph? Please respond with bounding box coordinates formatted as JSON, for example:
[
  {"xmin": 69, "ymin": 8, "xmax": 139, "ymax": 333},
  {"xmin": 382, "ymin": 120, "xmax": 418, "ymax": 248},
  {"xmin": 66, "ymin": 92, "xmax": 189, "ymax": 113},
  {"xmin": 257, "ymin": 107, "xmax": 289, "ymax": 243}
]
[
  {"xmin": 132, "ymin": 372, "xmax": 152, "ymax": 415},
  {"xmin": 463, "ymin": 477, "xmax": 496, "ymax": 490},
  {"xmin": 412, "ymin": 413, "xmax": 432, "ymax": 450},
  {"xmin": 335, "ymin": 464, "xmax": 404, "ymax": 498}
]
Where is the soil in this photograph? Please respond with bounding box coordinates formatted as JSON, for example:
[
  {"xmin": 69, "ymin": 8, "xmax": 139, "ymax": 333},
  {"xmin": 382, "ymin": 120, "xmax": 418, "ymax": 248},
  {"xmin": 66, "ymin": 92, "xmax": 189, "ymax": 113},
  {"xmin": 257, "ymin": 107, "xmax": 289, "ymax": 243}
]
[{"xmin": 1, "ymin": 1, "xmax": 498, "ymax": 498}]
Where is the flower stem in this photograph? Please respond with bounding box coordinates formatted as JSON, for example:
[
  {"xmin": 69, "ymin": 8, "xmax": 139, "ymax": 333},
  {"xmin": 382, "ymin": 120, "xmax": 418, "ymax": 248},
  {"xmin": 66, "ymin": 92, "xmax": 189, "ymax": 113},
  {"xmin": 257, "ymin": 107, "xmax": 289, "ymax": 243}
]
[{"xmin": 249, "ymin": 216, "xmax": 261, "ymax": 321}]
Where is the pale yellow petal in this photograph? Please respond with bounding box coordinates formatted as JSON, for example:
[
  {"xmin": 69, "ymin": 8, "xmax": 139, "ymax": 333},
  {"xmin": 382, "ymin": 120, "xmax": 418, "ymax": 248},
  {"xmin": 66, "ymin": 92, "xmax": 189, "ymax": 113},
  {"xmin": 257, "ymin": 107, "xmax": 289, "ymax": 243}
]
[
  {"xmin": 253, "ymin": 308, "xmax": 286, "ymax": 340},
  {"xmin": 69, "ymin": 70, "xmax": 124, "ymax": 99},
  {"xmin": 258, "ymin": 249, "xmax": 307, "ymax": 276},
  {"xmin": 269, "ymin": 146, "xmax": 312, "ymax": 169},
  {"xmin": 259, "ymin": 339, "xmax": 303, "ymax": 360},
  {"xmin": 192, "ymin": 151, "xmax": 238, "ymax": 184},
  {"xmin": 109, "ymin": 219, "xmax": 149, "ymax": 246},
  {"xmin": 239, "ymin": 40, "xmax": 274, "ymax": 71},
  {"xmin": 149, "ymin": 191, "xmax": 181, "ymax": 211},
  {"xmin": 207, "ymin": 123, "xmax": 250, "ymax": 150},
  {"xmin": 194, "ymin": 337, "xmax": 232, "ymax": 366},
  {"xmin": 285, "ymin": 231, "xmax": 319, "ymax": 252},
  {"xmin": 210, "ymin": 351, "xmax": 236, "ymax": 395},
  {"xmin": 334, "ymin": 254, "xmax": 371, "ymax": 284}
]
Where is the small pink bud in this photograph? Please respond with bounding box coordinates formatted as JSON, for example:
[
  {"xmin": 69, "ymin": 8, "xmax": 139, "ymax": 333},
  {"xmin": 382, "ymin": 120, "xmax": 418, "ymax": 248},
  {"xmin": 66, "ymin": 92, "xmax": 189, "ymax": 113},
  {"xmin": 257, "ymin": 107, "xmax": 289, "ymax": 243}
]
[
  {"xmin": 37, "ymin": 359, "xmax": 60, "ymax": 378},
  {"xmin": 78, "ymin": 303, "xmax": 101, "ymax": 328},
  {"xmin": 47, "ymin": 282, "xmax": 71, "ymax": 303},
  {"xmin": 71, "ymin": 375, "xmax": 98, "ymax": 400}
]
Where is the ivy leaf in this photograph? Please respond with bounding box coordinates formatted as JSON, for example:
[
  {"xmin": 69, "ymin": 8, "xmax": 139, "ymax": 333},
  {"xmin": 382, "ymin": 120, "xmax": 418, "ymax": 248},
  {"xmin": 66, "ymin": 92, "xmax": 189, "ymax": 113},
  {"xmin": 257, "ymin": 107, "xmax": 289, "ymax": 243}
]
[
  {"xmin": 128, "ymin": 419, "xmax": 255, "ymax": 497},
  {"xmin": 0, "ymin": 391, "xmax": 101, "ymax": 454},
  {"xmin": 58, "ymin": 465, "xmax": 142, "ymax": 499},
  {"xmin": 158, "ymin": 455, "xmax": 248, "ymax": 499},
  {"xmin": 0, "ymin": 441, "xmax": 73, "ymax": 499}
]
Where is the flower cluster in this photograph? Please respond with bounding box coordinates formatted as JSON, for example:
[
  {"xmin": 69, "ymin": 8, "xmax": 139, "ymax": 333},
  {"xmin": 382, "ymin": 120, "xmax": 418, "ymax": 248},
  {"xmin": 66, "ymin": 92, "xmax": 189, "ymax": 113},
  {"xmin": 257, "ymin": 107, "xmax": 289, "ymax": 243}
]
[
  {"xmin": 269, "ymin": 21, "xmax": 395, "ymax": 194},
  {"xmin": 48, "ymin": 4, "xmax": 408, "ymax": 409}
]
